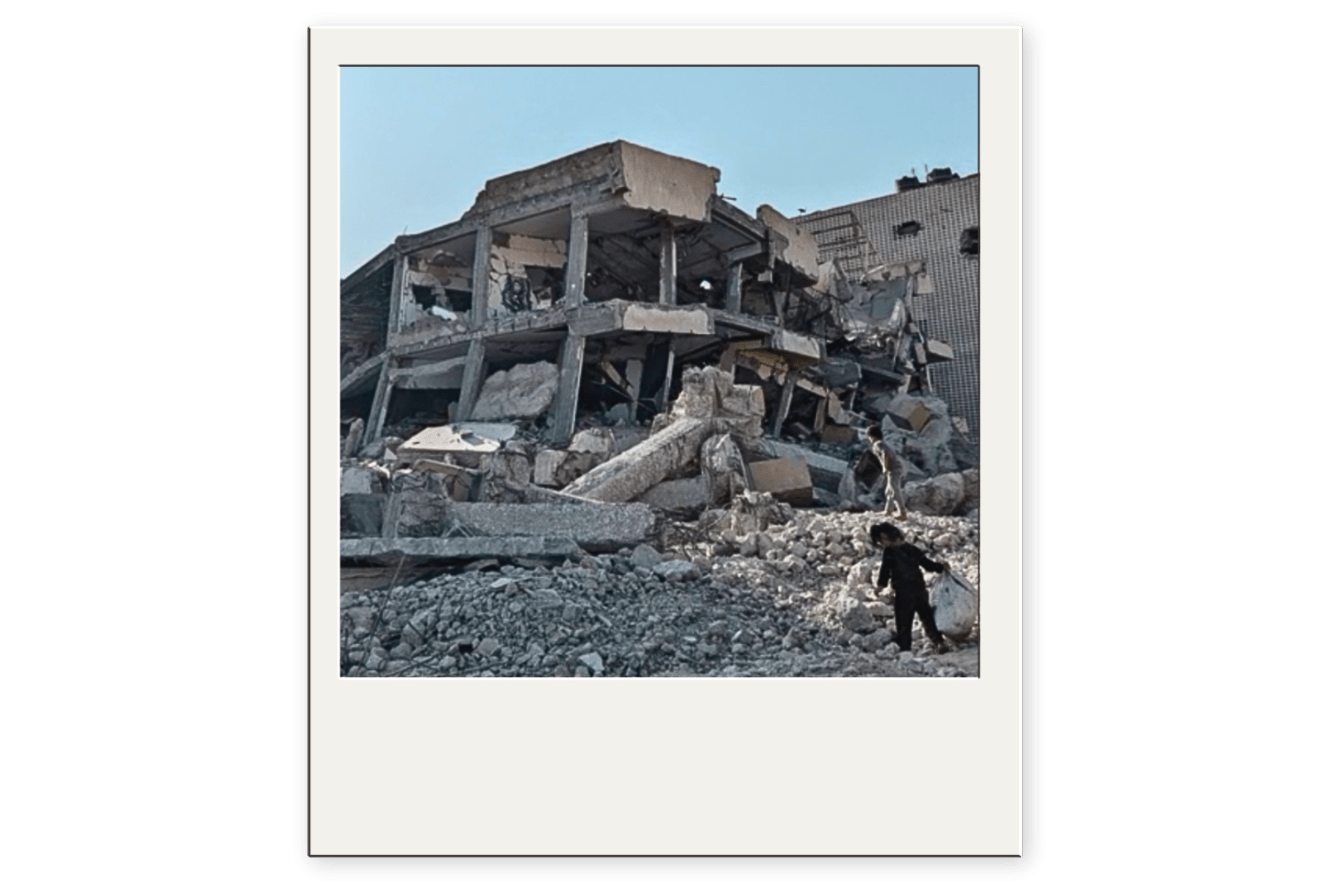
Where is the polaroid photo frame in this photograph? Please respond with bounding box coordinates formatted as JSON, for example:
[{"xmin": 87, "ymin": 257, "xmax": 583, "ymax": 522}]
[{"xmin": 310, "ymin": 26, "xmax": 1021, "ymax": 856}]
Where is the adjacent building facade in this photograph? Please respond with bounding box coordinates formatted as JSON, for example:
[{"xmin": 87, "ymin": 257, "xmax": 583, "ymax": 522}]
[{"xmin": 795, "ymin": 171, "xmax": 980, "ymax": 436}]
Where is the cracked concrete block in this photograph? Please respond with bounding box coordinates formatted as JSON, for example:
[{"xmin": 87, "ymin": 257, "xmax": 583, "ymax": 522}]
[
  {"xmin": 568, "ymin": 428, "xmax": 615, "ymax": 457},
  {"xmin": 471, "ymin": 361, "xmax": 559, "ymax": 421}
]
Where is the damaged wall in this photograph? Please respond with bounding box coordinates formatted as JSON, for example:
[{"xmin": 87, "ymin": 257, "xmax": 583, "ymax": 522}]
[
  {"xmin": 486, "ymin": 234, "xmax": 568, "ymax": 319},
  {"xmin": 796, "ymin": 174, "xmax": 980, "ymax": 437}
]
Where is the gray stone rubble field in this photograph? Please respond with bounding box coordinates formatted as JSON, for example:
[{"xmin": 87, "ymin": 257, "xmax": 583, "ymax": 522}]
[{"xmin": 340, "ymin": 507, "xmax": 980, "ymax": 678}]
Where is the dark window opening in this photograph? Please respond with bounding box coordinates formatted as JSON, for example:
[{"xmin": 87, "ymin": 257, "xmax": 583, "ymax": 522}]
[
  {"xmin": 895, "ymin": 221, "xmax": 922, "ymax": 237},
  {"xmin": 443, "ymin": 289, "xmax": 472, "ymax": 313},
  {"xmin": 960, "ymin": 226, "xmax": 979, "ymax": 257},
  {"xmin": 410, "ymin": 284, "xmax": 437, "ymax": 310}
]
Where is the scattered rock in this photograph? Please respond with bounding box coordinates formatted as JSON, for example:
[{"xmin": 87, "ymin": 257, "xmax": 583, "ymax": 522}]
[{"xmin": 629, "ymin": 544, "xmax": 663, "ymax": 568}]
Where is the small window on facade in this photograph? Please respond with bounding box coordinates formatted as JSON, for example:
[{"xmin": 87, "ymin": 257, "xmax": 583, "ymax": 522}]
[
  {"xmin": 960, "ymin": 226, "xmax": 979, "ymax": 256},
  {"xmin": 895, "ymin": 221, "xmax": 922, "ymax": 237}
]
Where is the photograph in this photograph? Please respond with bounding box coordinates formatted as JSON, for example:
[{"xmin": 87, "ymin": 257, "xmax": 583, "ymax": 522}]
[{"xmin": 336, "ymin": 64, "xmax": 984, "ymax": 680}]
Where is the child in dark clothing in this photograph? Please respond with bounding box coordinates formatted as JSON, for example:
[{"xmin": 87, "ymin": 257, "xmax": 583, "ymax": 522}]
[{"xmin": 870, "ymin": 522, "xmax": 951, "ymax": 654}]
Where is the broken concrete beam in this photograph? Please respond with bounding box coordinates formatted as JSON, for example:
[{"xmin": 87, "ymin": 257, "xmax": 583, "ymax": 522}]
[
  {"xmin": 471, "ymin": 360, "xmax": 559, "ymax": 421},
  {"xmin": 562, "ymin": 417, "xmax": 710, "ymax": 503},
  {"xmin": 638, "ymin": 475, "xmax": 711, "ymax": 514},
  {"xmin": 340, "ymin": 536, "xmax": 582, "ymax": 564},
  {"xmin": 445, "ymin": 502, "xmax": 656, "ymax": 551},
  {"xmin": 748, "ymin": 456, "xmax": 813, "ymax": 506}
]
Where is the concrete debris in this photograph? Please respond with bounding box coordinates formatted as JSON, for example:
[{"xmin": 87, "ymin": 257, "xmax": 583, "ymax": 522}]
[
  {"xmin": 638, "ymin": 475, "xmax": 711, "ymax": 514},
  {"xmin": 568, "ymin": 427, "xmax": 615, "ymax": 457},
  {"xmin": 340, "ymin": 508, "xmax": 978, "ymax": 678},
  {"xmin": 471, "ymin": 361, "xmax": 559, "ymax": 421},
  {"xmin": 700, "ymin": 433, "xmax": 749, "ymax": 504},
  {"xmin": 476, "ymin": 446, "xmax": 533, "ymax": 502},
  {"xmin": 340, "ymin": 535, "xmax": 582, "ymax": 563},
  {"xmin": 747, "ymin": 456, "xmax": 813, "ymax": 506},
  {"xmin": 561, "ymin": 417, "xmax": 710, "ymax": 503},
  {"xmin": 384, "ymin": 471, "xmax": 453, "ymax": 537},
  {"xmin": 931, "ymin": 571, "xmax": 979, "ymax": 641},
  {"xmin": 342, "ymin": 418, "xmax": 365, "ymax": 459},
  {"xmin": 398, "ymin": 423, "xmax": 515, "ymax": 464},
  {"xmin": 340, "ymin": 466, "xmax": 379, "ymax": 496},
  {"xmin": 443, "ymin": 502, "xmax": 656, "ymax": 551},
  {"xmin": 629, "ymin": 543, "xmax": 664, "ymax": 569},
  {"xmin": 340, "ymin": 494, "xmax": 385, "ymax": 539}
]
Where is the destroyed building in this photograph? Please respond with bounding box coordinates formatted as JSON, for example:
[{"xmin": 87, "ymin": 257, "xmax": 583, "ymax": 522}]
[
  {"xmin": 340, "ymin": 141, "xmax": 978, "ymax": 560},
  {"xmin": 795, "ymin": 170, "xmax": 980, "ymax": 436},
  {"xmin": 338, "ymin": 142, "xmax": 983, "ymax": 678}
]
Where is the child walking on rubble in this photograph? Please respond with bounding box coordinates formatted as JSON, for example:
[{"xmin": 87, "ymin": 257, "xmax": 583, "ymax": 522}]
[
  {"xmin": 870, "ymin": 522, "xmax": 951, "ymax": 654},
  {"xmin": 865, "ymin": 425, "xmax": 907, "ymax": 518}
]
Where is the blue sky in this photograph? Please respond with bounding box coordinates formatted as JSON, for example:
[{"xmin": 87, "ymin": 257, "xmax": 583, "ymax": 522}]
[{"xmin": 340, "ymin": 66, "xmax": 977, "ymax": 276}]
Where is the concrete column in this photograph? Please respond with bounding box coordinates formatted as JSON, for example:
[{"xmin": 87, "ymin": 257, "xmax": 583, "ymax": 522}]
[
  {"xmin": 718, "ymin": 343, "xmax": 737, "ymax": 376},
  {"xmin": 655, "ymin": 343, "xmax": 677, "ymax": 411},
  {"xmin": 385, "ymin": 250, "xmax": 407, "ymax": 341},
  {"xmin": 658, "ymin": 218, "xmax": 677, "ymax": 305},
  {"xmin": 364, "ymin": 359, "xmax": 394, "ymax": 446},
  {"xmin": 725, "ymin": 261, "xmax": 743, "ymax": 314},
  {"xmin": 771, "ymin": 370, "xmax": 797, "ymax": 438},
  {"xmin": 470, "ymin": 225, "xmax": 492, "ymax": 328},
  {"xmin": 564, "ymin": 212, "xmax": 589, "ymax": 309},
  {"xmin": 624, "ymin": 357, "xmax": 644, "ymax": 419},
  {"xmin": 456, "ymin": 339, "xmax": 487, "ymax": 421},
  {"xmin": 549, "ymin": 332, "xmax": 587, "ymax": 444}
]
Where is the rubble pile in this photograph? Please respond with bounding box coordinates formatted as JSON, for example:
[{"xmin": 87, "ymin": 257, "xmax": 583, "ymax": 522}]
[{"xmin": 340, "ymin": 505, "xmax": 980, "ymax": 679}]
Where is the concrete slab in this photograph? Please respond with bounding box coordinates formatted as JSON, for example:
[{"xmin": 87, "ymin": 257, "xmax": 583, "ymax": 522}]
[
  {"xmin": 446, "ymin": 502, "xmax": 655, "ymax": 550},
  {"xmin": 340, "ymin": 536, "xmax": 582, "ymax": 563},
  {"xmin": 763, "ymin": 440, "xmax": 850, "ymax": 492},
  {"xmin": 748, "ymin": 456, "xmax": 814, "ymax": 506},
  {"xmin": 638, "ymin": 475, "xmax": 711, "ymax": 513},
  {"xmin": 398, "ymin": 423, "xmax": 516, "ymax": 459}
]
